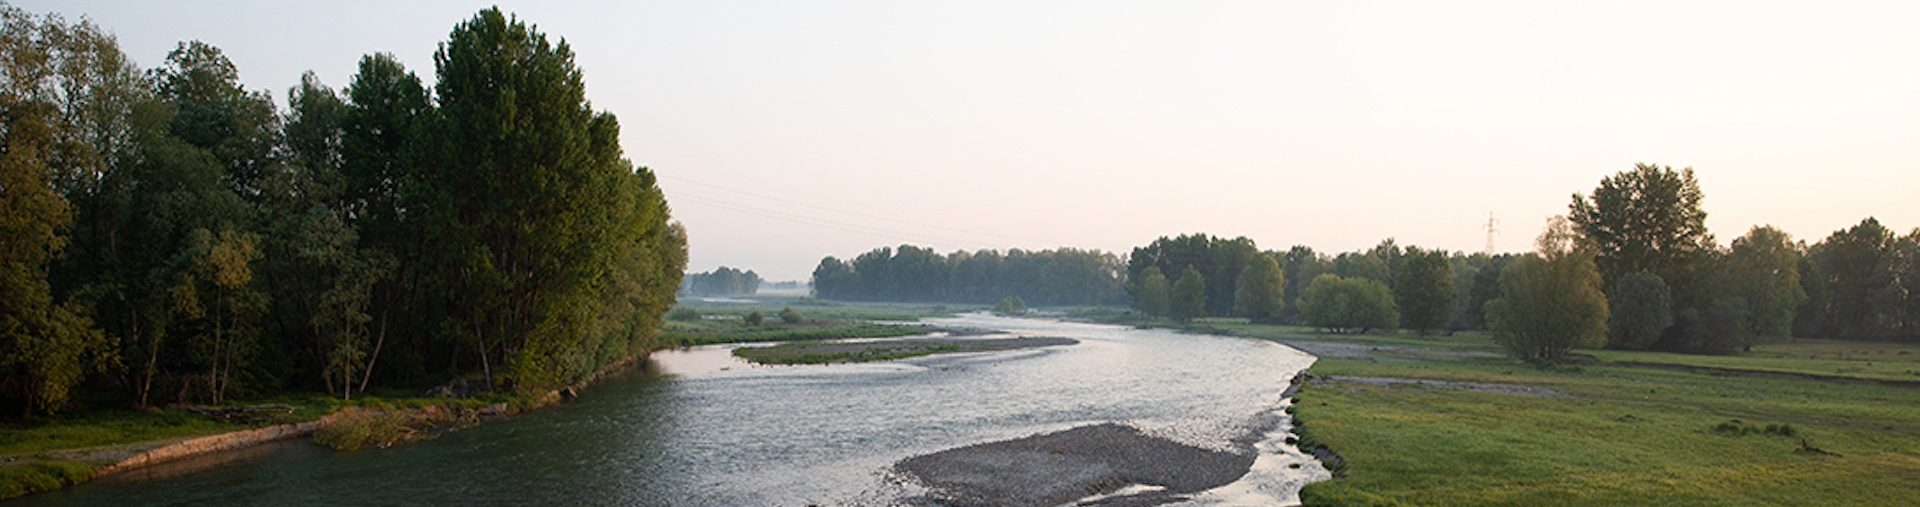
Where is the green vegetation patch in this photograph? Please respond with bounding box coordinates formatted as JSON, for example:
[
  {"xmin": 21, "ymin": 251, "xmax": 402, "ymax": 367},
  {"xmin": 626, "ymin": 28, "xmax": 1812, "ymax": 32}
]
[
  {"xmin": 0, "ymin": 458, "xmax": 93, "ymax": 500},
  {"xmin": 733, "ymin": 337, "xmax": 1077, "ymax": 365},
  {"xmin": 659, "ymin": 319, "xmax": 928, "ymax": 346},
  {"xmin": 1271, "ymin": 331, "xmax": 1920, "ymax": 506}
]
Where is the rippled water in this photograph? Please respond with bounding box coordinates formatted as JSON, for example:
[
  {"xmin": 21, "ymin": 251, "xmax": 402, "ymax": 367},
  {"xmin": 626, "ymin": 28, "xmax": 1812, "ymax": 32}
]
[{"xmin": 13, "ymin": 314, "xmax": 1326, "ymax": 506}]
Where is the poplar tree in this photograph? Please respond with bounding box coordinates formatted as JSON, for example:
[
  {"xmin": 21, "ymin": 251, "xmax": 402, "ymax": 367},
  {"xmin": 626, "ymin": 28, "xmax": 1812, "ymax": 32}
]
[
  {"xmin": 1131, "ymin": 266, "xmax": 1169, "ymax": 317},
  {"xmin": 1170, "ymin": 266, "xmax": 1206, "ymax": 322},
  {"xmin": 1233, "ymin": 254, "xmax": 1285, "ymax": 323},
  {"xmin": 427, "ymin": 8, "xmax": 681, "ymax": 389},
  {"xmin": 1393, "ymin": 247, "xmax": 1454, "ymax": 335}
]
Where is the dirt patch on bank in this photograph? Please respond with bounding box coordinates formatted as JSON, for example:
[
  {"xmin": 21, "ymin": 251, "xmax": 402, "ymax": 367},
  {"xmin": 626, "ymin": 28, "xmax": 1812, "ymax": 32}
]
[{"xmin": 1312, "ymin": 374, "xmax": 1568, "ymax": 397}]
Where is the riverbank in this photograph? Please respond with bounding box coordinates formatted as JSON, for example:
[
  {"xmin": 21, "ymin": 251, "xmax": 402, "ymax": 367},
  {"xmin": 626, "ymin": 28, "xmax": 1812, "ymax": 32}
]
[
  {"xmin": 1263, "ymin": 330, "xmax": 1920, "ymax": 505},
  {"xmin": 0, "ymin": 351, "xmax": 651, "ymax": 500},
  {"xmin": 1062, "ymin": 315, "xmax": 1920, "ymax": 505}
]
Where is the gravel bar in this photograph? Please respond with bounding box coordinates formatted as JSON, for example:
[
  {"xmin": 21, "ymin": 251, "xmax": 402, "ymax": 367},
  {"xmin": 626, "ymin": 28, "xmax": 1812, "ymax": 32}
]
[{"xmin": 894, "ymin": 423, "xmax": 1255, "ymax": 507}]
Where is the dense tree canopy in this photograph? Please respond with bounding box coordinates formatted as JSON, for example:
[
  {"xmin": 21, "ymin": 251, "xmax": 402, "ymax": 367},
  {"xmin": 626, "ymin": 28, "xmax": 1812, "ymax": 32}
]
[
  {"xmin": 1170, "ymin": 266, "xmax": 1207, "ymax": 322},
  {"xmin": 1128, "ymin": 234, "xmax": 1258, "ymax": 316},
  {"xmin": 1570, "ymin": 163, "xmax": 1712, "ymax": 297},
  {"xmin": 1394, "ymin": 247, "xmax": 1454, "ymax": 335},
  {"xmin": 1131, "ymin": 266, "xmax": 1169, "ymax": 317},
  {"xmin": 1297, "ymin": 274, "xmax": 1398, "ymax": 334},
  {"xmin": 811, "ymin": 245, "xmax": 1125, "ymax": 306},
  {"xmin": 1233, "ymin": 253, "xmax": 1285, "ymax": 323},
  {"xmin": 1606, "ymin": 271, "xmax": 1671, "ymax": 350},
  {"xmin": 681, "ymin": 267, "xmax": 760, "ymax": 297},
  {"xmin": 2, "ymin": 5, "xmax": 684, "ymax": 415}
]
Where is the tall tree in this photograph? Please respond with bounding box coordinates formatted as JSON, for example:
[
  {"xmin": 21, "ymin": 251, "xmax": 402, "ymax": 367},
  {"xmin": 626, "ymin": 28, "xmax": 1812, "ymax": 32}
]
[
  {"xmin": 1170, "ymin": 266, "xmax": 1206, "ymax": 322},
  {"xmin": 0, "ymin": 35, "xmax": 105, "ymax": 416},
  {"xmin": 1727, "ymin": 225, "xmax": 1807, "ymax": 340},
  {"xmin": 1487, "ymin": 217, "xmax": 1609, "ymax": 362},
  {"xmin": 1131, "ymin": 266, "xmax": 1169, "ymax": 317},
  {"xmin": 1811, "ymin": 218, "xmax": 1894, "ymax": 338},
  {"xmin": 1606, "ymin": 270, "xmax": 1671, "ymax": 350},
  {"xmin": 1460, "ymin": 254, "xmax": 1513, "ymax": 330},
  {"xmin": 1233, "ymin": 254, "xmax": 1285, "ymax": 323},
  {"xmin": 1393, "ymin": 246, "xmax": 1454, "ymax": 335},
  {"xmin": 1279, "ymin": 245, "xmax": 1329, "ymax": 323},
  {"xmin": 420, "ymin": 8, "xmax": 686, "ymax": 390},
  {"xmin": 1880, "ymin": 230, "xmax": 1920, "ymax": 338},
  {"xmin": 1569, "ymin": 163, "xmax": 1711, "ymax": 299}
]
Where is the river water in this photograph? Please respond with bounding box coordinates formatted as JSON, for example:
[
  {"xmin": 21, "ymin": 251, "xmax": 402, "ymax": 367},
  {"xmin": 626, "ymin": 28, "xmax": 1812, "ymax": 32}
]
[{"xmin": 14, "ymin": 314, "xmax": 1326, "ymax": 506}]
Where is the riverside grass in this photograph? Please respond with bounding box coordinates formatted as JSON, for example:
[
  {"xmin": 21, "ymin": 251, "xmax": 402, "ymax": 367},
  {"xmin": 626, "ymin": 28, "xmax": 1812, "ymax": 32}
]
[{"xmin": 1253, "ymin": 328, "xmax": 1920, "ymax": 506}]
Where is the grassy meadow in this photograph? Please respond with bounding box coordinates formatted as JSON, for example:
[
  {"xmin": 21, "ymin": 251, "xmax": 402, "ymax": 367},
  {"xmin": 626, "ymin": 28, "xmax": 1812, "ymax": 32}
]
[{"xmin": 1194, "ymin": 322, "xmax": 1920, "ymax": 506}]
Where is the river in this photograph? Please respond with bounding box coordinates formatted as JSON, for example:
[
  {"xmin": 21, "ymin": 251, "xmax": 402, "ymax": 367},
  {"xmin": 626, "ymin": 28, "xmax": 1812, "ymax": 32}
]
[{"xmin": 13, "ymin": 314, "xmax": 1326, "ymax": 506}]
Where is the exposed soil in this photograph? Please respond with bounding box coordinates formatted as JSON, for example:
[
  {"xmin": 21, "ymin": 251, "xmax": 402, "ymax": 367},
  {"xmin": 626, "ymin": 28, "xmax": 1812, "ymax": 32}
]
[{"xmin": 1311, "ymin": 374, "xmax": 1568, "ymax": 397}]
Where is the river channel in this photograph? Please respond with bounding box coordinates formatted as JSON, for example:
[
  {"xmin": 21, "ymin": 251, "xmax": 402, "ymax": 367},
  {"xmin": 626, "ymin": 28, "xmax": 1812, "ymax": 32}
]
[{"xmin": 14, "ymin": 314, "xmax": 1326, "ymax": 506}]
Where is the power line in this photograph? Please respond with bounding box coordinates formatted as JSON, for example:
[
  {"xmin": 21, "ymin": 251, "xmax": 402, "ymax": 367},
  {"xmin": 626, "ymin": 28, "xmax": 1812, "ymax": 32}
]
[{"xmin": 1483, "ymin": 212, "xmax": 1500, "ymax": 254}]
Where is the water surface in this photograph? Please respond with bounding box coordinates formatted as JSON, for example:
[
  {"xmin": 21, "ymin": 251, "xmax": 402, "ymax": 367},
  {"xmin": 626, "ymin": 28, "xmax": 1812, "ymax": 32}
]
[{"xmin": 14, "ymin": 314, "xmax": 1326, "ymax": 506}]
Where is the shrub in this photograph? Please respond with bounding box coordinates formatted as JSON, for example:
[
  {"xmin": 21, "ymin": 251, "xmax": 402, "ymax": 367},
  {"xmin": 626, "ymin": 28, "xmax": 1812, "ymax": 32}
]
[
  {"xmin": 744, "ymin": 311, "xmax": 765, "ymax": 326},
  {"xmin": 666, "ymin": 307, "xmax": 701, "ymax": 322},
  {"xmin": 779, "ymin": 307, "xmax": 803, "ymax": 324},
  {"xmin": 313, "ymin": 409, "xmax": 417, "ymax": 451}
]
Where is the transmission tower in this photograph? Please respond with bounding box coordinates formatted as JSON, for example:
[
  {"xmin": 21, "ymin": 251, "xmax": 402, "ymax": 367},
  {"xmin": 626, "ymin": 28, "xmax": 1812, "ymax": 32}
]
[{"xmin": 1483, "ymin": 212, "xmax": 1500, "ymax": 254}]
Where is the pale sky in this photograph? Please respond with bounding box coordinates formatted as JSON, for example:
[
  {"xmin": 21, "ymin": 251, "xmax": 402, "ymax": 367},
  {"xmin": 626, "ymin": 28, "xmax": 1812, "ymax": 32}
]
[{"xmin": 26, "ymin": 0, "xmax": 1918, "ymax": 281}]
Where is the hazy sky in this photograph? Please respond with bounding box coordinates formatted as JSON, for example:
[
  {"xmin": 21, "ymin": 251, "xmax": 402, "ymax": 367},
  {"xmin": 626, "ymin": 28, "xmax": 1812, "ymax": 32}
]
[{"xmin": 27, "ymin": 0, "xmax": 1918, "ymax": 281}]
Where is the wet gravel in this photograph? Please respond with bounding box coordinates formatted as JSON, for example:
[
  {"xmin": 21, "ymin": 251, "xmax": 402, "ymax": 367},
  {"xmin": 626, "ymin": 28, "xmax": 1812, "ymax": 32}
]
[{"xmin": 893, "ymin": 423, "xmax": 1255, "ymax": 507}]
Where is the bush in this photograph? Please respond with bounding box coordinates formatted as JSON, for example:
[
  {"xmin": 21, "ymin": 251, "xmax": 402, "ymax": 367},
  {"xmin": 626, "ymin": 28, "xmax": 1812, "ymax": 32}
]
[
  {"xmin": 313, "ymin": 409, "xmax": 417, "ymax": 451},
  {"xmin": 666, "ymin": 307, "xmax": 701, "ymax": 322},
  {"xmin": 992, "ymin": 296, "xmax": 1028, "ymax": 315},
  {"xmin": 779, "ymin": 307, "xmax": 803, "ymax": 324},
  {"xmin": 744, "ymin": 311, "xmax": 765, "ymax": 326}
]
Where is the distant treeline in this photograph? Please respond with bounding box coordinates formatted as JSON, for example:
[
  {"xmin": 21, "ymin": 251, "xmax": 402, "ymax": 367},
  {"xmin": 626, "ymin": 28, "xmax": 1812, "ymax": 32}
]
[
  {"xmin": 1, "ymin": 6, "xmax": 684, "ymax": 417},
  {"xmin": 811, "ymin": 246, "xmax": 1127, "ymax": 307},
  {"xmin": 1122, "ymin": 165, "xmax": 1920, "ymax": 356},
  {"xmin": 681, "ymin": 267, "xmax": 761, "ymax": 296},
  {"xmin": 815, "ymin": 165, "xmax": 1920, "ymax": 358}
]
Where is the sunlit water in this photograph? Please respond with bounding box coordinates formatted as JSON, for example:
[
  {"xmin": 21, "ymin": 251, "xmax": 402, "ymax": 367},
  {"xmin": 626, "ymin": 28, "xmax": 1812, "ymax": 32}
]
[{"xmin": 13, "ymin": 314, "xmax": 1327, "ymax": 506}]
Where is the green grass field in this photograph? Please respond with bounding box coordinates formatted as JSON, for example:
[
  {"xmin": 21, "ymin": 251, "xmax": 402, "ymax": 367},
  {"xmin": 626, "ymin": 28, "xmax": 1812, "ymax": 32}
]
[{"xmin": 1232, "ymin": 326, "xmax": 1920, "ymax": 506}]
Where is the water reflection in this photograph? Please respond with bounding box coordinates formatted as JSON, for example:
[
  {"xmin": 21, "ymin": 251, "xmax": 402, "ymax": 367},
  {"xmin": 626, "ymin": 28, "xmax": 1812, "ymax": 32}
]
[{"xmin": 14, "ymin": 314, "xmax": 1323, "ymax": 506}]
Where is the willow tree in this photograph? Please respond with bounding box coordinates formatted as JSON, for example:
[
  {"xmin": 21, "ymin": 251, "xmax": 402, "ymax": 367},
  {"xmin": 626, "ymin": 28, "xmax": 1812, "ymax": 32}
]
[
  {"xmin": 426, "ymin": 8, "xmax": 680, "ymax": 390},
  {"xmin": 1728, "ymin": 225, "xmax": 1807, "ymax": 341},
  {"xmin": 1487, "ymin": 217, "xmax": 1609, "ymax": 362}
]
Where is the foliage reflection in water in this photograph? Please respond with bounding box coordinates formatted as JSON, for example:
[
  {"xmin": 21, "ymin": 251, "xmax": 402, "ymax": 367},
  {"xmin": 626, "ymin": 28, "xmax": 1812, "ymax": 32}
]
[{"xmin": 12, "ymin": 314, "xmax": 1324, "ymax": 506}]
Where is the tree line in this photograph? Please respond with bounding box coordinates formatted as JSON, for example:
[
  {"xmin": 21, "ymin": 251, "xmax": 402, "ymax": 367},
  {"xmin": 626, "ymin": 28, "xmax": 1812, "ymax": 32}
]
[
  {"xmin": 1121, "ymin": 164, "xmax": 1917, "ymax": 361},
  {"xmin": 810, "ymin": 245, "xmax": 1128, "ymax": 307},
  {"xmin": 1, "ymin": 5, "xmax": 685, "ymax": 417},
  {"xmin": 680, "ymin": 267, "xmax": 761, "ymax": 297}
]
